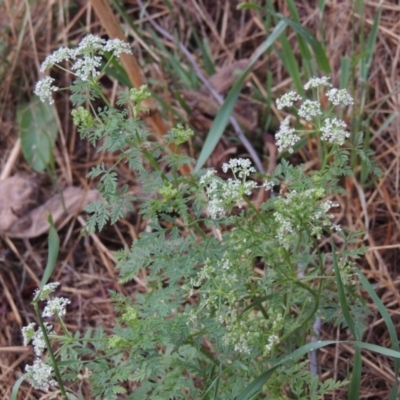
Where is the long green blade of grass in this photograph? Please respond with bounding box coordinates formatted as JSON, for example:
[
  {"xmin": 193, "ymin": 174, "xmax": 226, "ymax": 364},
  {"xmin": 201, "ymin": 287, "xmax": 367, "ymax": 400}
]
[
  {"xmin": 40, "ymin": 215, "xmax": 60, "ymax": 289},
  {"xmin": 194, "ymin": 20, "xmax": 287, "ymax": 172},
  {"xmin": 235, "ymin": 340, "xmax": 336, "ymax": 400},
  {"xmin": 356, "ymin": 267, "xmax": 400, "ymax": 399},
  {"xmin": 332, "ymin": 241, "xmax": 361, "ymax": 399},
  {"xmin": 332, "ymin": 242, "xmax": 358, "ymax": 338},
  {"xmin": 236, "ymin": 339, "xmax": 400, "ymax": 400},
  {"xmin": 359, "ymin": 6, "xmax": 381, "ymax": 84},
  {"xmin": 11, "ymin": 376, "xmax": 26, "ymax": 400},
  {"xmin": 276, "ymin": 14, "xmax": 331, "ymax": 74},
  {"xmin": 276, "ymin": 34, "xmax": 304, "ymax": 95},
  {"xmin": 340, "ymin": 57, "xmax": 351, "ymax": 89}
]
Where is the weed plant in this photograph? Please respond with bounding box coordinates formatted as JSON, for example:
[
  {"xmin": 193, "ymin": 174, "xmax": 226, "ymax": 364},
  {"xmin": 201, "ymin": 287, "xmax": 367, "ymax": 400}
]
[{"xmin": 15, "ymin": 35, "xmax": 397, "ymax": 400}]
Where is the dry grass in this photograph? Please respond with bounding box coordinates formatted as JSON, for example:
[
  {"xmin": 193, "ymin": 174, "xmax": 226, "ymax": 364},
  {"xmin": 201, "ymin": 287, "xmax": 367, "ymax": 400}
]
[{"xmin": 0, "ymin": 0, "xmax": 399, "ymax": 398}]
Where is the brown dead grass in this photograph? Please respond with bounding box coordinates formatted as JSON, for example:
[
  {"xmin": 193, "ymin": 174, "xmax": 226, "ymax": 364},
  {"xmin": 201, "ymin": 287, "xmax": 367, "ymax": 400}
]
[{"xmin": 0, "ymin": 0, "xmax": 399, "ymax": 399}]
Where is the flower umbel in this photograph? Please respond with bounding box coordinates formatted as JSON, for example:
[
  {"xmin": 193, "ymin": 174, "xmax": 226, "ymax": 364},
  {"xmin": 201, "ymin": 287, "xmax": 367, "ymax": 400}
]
[
  {"xmin": 25, "ymin": 359, "xmax": 57, "ymax": 391},
  {"xmin": 33, "ymin": 282, "xmax": 60, "ymax": 302},
  {"xmin": 275, "ymin": 116, "xmax": 300, "ymax": 153},
  {"xmin": 34, "ymin": 77, "xmax": 59, "ymax": 104},
  {"xmin": 276, "ymin": 91, "xmax": 302, "ymax": 110},
  {"xmin": 321, "ymin": 117, "xmax": 350, "ymax": 145},
  {"xmin": 326, "ymin": 88, "xmax": 354, "ymax": 106},
  {"xmin": 42, "ymin": 297, "xmax": 71, "ymax": 318},
  {"xmin": 304, "ymin": 76, "xmax": 332, "ymax": 90},
  {"xmin": 298, "ymin": 100, "xmax": 322, "ymax": 121}
]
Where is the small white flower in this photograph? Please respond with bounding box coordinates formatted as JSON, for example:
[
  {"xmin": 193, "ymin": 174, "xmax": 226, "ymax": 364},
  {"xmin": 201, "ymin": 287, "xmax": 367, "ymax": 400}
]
[
  {"xmin": 298, "ymin": 100, "xmax": 322, "ymax": 121},
  {"xmin": 21, "ymin": 323, "xmax": 36, "ymax": 346},
  {"xmin": 25, "ymin": 359, "xmax": 57, "ymax": 391},
  {"xmin": 31, "ymin": 322, "xmax": 53, "ymax": 356},
  {"xmin": 33, "ymin": 282, "xmax": 60, "ymax": 302},
  {"xmin": 222, "ymin": 158, "xmax": 255, "ymax": 177},
  {"xmin": 71, "ymin": 55, "xmax": 103, "ymax": 81},
  {"xmin": 304, "ymin": 76, "xmax": 332, "ymax": 90},
  {"xmin": 320, "ymin": 117, "xmax": 350, "ymax": 145},
  {"xmin": 320, "ymin": 200, "xmax": 339, "ymax": 213},
  {"xmin": 208, "ymin": 197, "xmax": 226, "ymax": 219},
  {"xmin": 276, "ymin": 91, "xmax": 302, "ymax": 109},
  {"xmin": 199, "ymin": 169, "xmax": 216, "ymax": 186},
  {"xmin": 273, "ymin": 211, "xmax": 294, "ymax": 249},
  {"xmin": 75, "ymin": 34, "xmax": 106, "ymax": 55},
  {"xmin": 265, "ymin": 334, "xmax": 279, "ymax": 353},
  {"xmin": 326, "ymin": 88, "xmax": 354, "ymax": 106},
  {"xmin": 104, "ymin": 38, "xmax": 132, "ymax": 57},
  {"xmin": 34, "ymin": 77, "xmax": 59, "ymax": 104},
  {"xmin": 42, "ymin": 297, "xmax": 71, "ymax": 318},
  {"xmin": 263, "ymin": 180, "xmax": 274, "ymax": 191},
  {"xmin": 275, "ymin": 116, "xmax": 300, "ymax": 153},
  {"xmin": 40, "ymin": 47, "xmax": 74, "ymax": 72}
]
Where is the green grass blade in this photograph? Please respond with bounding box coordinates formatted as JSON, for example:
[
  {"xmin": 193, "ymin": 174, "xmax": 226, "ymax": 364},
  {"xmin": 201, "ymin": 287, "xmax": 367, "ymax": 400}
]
[
  {"xmin": 332, "ymin": 241, "xmax": 362, "ymax": 398},
  {"xmin": 332, "ymin": 241, "xmax": 357, "ymax": 338},
  {"xmin": 284, "ymin": 0, "xmax": 313, "ymax": 72},
  {"xmin": 276, "ymin": 14, "xmax": 331, "ymax": 74},
  {"xmin": 235, "ymin": 340, "xmax": 337, "ymax": 400},
  {"xmin": 373, "ymin": 112, "xmax": 397, "ymax": 140},
  {"xmin": 194, "ymin": 20, "xmax": 287, "ymax": 172},
  {"xmin": 347, "ymin": 341, "xmax": 400, "ymax": 358},
  {"xmin": 11, "ymin": 375, "xmax": 26, "ymax": 400},
  {"xmin": 318, "ymin": 0, "xmax": 327, "ymax": 13},
  {"xmin": 359, "ymin": 6, "xmax": 381, "ymax": 83},
  {"xmin": 276, "ymin": 34, "xmax": 304, "ymax": 95},
  {"xmin": 348, "ymin": 346, "xmax": 361, "ymax": 400},
  {"xmin": 237, "ymin": 3, "xmax": 263, "ymax": 11},
  {"xmin": 104, "ymin": 55, "xmax": 132, "ymax": 88},
  {"xmin": 40, "ymin": 215, "xmax": 60, "ymax": 289},
  {"xmin": 356, "ymin": 267, "xmax": 399, "ymax": 399},
  {"xmin": 340, "ymin": 57, "xmax": 351, "ymax": 89},
  {"xmin": 236, "ymin": 336, "xmax": 400, "ymax": 400}
]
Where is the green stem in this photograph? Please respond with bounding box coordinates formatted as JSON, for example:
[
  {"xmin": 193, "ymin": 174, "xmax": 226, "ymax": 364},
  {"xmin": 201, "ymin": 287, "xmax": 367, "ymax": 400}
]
[
  {"xmin": 279, "ymin": 280, "xmax": 319, "ymax": 343},
  {"xmin": 33, "ymin": 303, "xmax": 68, "ymax": 400}
]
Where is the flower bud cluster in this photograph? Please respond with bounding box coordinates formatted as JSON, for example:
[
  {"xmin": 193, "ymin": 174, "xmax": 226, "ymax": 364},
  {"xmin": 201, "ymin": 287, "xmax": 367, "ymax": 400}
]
[{"xmin": 273, "ymin": 188, "xmax": 339, "ymax": 249}]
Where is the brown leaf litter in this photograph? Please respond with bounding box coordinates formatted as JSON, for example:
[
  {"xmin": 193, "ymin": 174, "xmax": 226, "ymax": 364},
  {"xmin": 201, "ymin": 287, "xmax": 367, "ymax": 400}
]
[{"xmin": 0, "ymin": 175, "xmax": 100, "ymax": 238}]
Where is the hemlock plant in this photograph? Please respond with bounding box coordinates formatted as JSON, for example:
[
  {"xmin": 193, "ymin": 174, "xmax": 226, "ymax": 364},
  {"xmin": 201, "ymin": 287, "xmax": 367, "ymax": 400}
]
[{"xmin": 20, "ymin": 35, "xmax": 380, "ymax": 399}]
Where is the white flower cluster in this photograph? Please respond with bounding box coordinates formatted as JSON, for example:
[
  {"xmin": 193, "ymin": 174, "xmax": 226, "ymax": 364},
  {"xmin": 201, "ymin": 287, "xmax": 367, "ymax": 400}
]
[
  {"xmin": 22, "ymin": 282, "xmax": 70, "ymax": 392},
  {"xmin": 22, "ymin": 322, "xmax": 54, "ymax": 356},
  {"xmin": 276, "ymin": 91, "xmax": 302, "ymax": 110},
  {"xmin": 326, "ymin": 88, "xmax": 354, "ymax": 106},
  {"xmin": 304, "ymin": 76, "xmax": 332, "ymax": 90},
  {"xmin": 35, "ymin": 34, "xmax": 132, "ymax": 103},
  {"xmin": 200, "ymin": 158, "xmax": 260, "ymax": 219},
  {"xmin": 321, "ymin": 117, "xmax": 350, "ymax": 145},
  {"xmin": 274, "ymin": 77, "xmax": 354, "ymax": 153},
  {"xmin": 43, "ymin": 297, "xmax": 71, "ymax": 318},
  {"xmin": 298, "ymin": 100, "xmax": 322, "ymax": 121},
  {"xmin": 34, "ymin": 77, "xmax": 58, "ymax": 105},
  {"xmin": 275, "ymin": 116, "xmax": 300, "ymax": 153},
  {"xmin": 33, "ymin": 282, "xmax": 60, "ymax": 301},
  {"xmin": 222, "ymin": 158, "xmax": 255, "ymax": 177},
  {"xmin": 25, "ymin": 359, "xmax": 57, "ymax": 391}
]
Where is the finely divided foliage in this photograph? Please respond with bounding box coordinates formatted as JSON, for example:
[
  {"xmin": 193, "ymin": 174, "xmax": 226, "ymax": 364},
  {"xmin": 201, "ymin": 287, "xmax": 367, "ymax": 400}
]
[{"xmin": 21, "ymin": 37, "xmax": 379, "ymax": 399}]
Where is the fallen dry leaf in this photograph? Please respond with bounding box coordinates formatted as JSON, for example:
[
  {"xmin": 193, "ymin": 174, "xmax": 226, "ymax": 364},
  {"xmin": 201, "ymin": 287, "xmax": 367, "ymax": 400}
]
[
  {"xmin": 0, "ymin": 178, "xmax": 100, "ymax": 238},
  {"xmin": 200, "ymin": 59, "xmax": 250, "ymax": 95},
  {"xmin": 180, "ymin": 59, "xmax": 256, "ymax": 132},
  {"xmin": 0, "ymin": 174, "xmax": 38, "ymax": 232}
]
